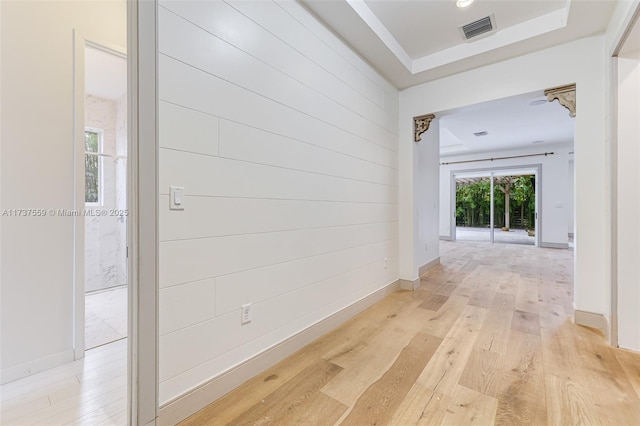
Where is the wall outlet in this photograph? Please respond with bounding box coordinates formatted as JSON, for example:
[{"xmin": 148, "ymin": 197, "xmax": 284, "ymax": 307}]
[
  {"xmin": 241, "ymin": 303, "xmax": 252, "ymax": 325},
  {"xmin": 384, "ymin": 257, "xmax": 388, "ymax": 269}
]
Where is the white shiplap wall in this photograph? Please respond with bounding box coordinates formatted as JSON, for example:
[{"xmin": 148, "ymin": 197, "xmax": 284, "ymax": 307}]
[{"xmin": 157, "ymin": 0, "xmax": 399, "ymax": 404}]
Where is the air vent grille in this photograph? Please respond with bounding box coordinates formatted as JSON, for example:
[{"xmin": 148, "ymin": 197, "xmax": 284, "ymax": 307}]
[
  {"xmin": 473, "ymin": 131, "xmax": 488, "ymax": 137},
  {"xmin": 462, "ymin": 16, "xmax": 493, "ymax": 39}
]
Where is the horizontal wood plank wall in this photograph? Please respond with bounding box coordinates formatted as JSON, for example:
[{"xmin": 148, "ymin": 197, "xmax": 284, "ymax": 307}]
[{"xmin": 156, "ymin": 0, "xmax": 399, "ymax": 408}]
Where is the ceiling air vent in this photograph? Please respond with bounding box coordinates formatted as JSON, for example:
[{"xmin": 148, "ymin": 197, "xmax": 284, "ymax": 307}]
[
  {"xmin": 461, "ymin": 15, "xmax": 494, "ymax": 40},
  {"xmin": 473, "ymin": 131, "xmax": 488, "ymax": 137}
]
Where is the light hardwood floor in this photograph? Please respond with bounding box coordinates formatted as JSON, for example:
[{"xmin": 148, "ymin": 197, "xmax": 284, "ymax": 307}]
[
  {"xmin": 181, "ymin": 241, "xmax": 640, "ymax": 426},
  {"xmin": 2, "ymin": 242, "xmax": 639, "ymax": 425}
]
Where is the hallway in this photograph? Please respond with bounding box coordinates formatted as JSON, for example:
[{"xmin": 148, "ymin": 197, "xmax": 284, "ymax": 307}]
[{"xmin": 183, "ymin": 241, "xmax": 640, "ymax": 425}]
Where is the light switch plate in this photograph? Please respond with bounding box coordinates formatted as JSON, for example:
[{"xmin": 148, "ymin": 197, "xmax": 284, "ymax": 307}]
[{"xmin": 169, "ymin": 186, "xmax": 185, "ymax": 210}]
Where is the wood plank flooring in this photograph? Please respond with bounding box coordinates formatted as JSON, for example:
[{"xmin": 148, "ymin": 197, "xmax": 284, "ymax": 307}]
[{"xmin": 182, "ymin": 241, "xmax": 640, "ymax": 426}]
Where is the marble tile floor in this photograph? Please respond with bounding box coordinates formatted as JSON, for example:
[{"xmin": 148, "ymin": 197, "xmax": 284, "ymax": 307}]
[
  {"xmin": 0, "ymin": 287, "xmax": 129, "ymax": 425},
  {"xmin": 0, "ymin": 339, "xmax": 128, "ymax": 425},
  {"xmin": 85, "ymin": 285, "xmax": 128, "ymax": 350}
]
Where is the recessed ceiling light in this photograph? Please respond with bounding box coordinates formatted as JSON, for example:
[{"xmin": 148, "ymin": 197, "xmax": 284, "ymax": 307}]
[
  {"xmin": 529, "ymin": 99, "xmax": 547, "ymax": 107},
  {"xmin": 456, "ymin": 0, "xmax": 476, "ymax": 8},
  {"xmin": 473, "ymin": 131, "xmax": 488, "ymax": 137}
]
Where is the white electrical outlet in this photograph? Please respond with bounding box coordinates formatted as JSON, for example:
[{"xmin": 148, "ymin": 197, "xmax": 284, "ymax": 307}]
[
  {"xmin": 384, "ymin": 257, "xmax": 388, "ymax": 269},
  {"xmin": 241, "ymin": 303, "xmax": 252, "ymax": 325}
]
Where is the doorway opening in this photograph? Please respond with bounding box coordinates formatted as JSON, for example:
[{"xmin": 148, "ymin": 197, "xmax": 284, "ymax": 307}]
[
  {"xmin": 454, "ymin": 168, "xmax": 538, "ymax": 245},
  {"xmin": 83, "ymin": 45, "xmax": 129, "ymax": 350},
  {"xmin": 492, "ymin": 172, "xmax": 536, "ymax": 245},
  {"xmin": 438, "ymin": 89, "xmax": 575, "ymax": 251}
]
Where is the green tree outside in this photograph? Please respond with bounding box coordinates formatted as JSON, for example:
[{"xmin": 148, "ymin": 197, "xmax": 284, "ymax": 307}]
[{"xmin": 455, "ymin": 175, "xmax": 535, "ymax": 230}]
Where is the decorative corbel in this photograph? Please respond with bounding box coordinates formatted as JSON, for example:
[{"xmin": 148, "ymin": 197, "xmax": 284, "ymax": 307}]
[
  {"xmin": 544, "ymin": 84, "xmax": 576, "ymax": 117},
  {"xmin": 414, "ymin": 113, "xmax": 436, "ymax": 142}
]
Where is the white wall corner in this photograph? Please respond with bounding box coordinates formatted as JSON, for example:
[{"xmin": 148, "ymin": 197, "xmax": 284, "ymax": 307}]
[
  {"xmin": 398, "ymin": 110, "xmax": 417, "ymax": 281},
  {"xmin": 400, "ymin": 278, "xmax": 420, "ymax": 291},
  {"xmin": 574, "ymin": 308, "xmax": 610, "ymax": 343},
  {"xmin": 0, "ymin": 350, "xmax": 75, "ymax": 385},
  {"xmin": 540, "ymin": 242, "xmax": 569, "ymax": 249},
  {"xmin": 419, "ymin": 257, "xmax": 440, "ymax": 277}
]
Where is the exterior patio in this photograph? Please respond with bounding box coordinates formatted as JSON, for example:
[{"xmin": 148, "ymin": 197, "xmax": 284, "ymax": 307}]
[{"xmin": 455, "ymin": 226, "xmax": 535, "ymax": 245}]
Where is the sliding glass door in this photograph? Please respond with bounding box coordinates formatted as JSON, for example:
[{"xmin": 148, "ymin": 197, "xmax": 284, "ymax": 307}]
[{"xmin": 454, "ymin": 168, "xmax": 538, "ymax": 246}]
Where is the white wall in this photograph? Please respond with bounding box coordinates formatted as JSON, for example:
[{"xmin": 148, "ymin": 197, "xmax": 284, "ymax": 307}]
[
  {"xmin": 616, "ymin": 48, "xmax": 640, "ymax": 351},
  {"xmin": 439, "ymin": 143, "xmax": 573, "ymax": 247},
  {"xmin": 156, "ymin": 0, "xmax": 399, "ymax": 405},
  {"xmin": 84, "ymin": 95, "xmax": 127, "ymax": 292},
  {"xmin": 114, "ymin": 93, "xmax": 127, "ymax": 287},
  {"xmin": 568, "ymin": 158, "xmax": 575, "ymax": 236},
  {"xmin": 0, "ymin": 1, "xmax": 126, "ymax": 383},
  {"xmin": 414, "ymin": 120, "xmax": 441, "ymax": 275},
  {"xmin": 604, "ymin": 0, "xmax": 640, "ymax": 347},
  {"xmin": 400, "ymin": 35, "xmax": 608, "ymax": 320}
]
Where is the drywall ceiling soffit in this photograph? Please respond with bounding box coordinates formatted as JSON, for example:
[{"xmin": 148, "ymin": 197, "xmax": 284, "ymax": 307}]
[
  {"xmin": 301, "ymin": 0, "xmax": 617, "ymax": 89},
  {"xmin": 438, "ymin": 89, "xmax": 575, "ymax": 156}
]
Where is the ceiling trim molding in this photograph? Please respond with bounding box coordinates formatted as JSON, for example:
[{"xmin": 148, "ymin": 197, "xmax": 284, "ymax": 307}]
[
  {"xmin": 345, "ymin": 0, "xmax": 413, "ymax": 70},
  {"xmin": 414, "ymin": 114, "xmax": 436, "ymax": 142},
  {"xmin": 346, "ymin": 0, "xmax": 572, "ymax": 75},
  {"xmin": 545, "ymin": 84, "xmax": 576, "ymax": 117},
  {"xmin": 412, "ymin": 3, "xmax": 571, "ymax": 74}
]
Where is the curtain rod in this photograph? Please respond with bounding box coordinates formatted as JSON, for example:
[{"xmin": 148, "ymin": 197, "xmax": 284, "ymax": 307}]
[{"xmin": 440, "ymin": 151, "xmax": 554, "ymax": 166}]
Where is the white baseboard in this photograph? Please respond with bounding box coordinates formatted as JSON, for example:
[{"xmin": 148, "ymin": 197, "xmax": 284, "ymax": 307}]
[
  {"xmin": 158, "ymin": 279, "xmax": 401, "ymax": 426},
  {"xmin": 439, "ymin": 236, "xmax": 452, "ymax": 241},
  {"xmin": 399, "ymin": 258, "xmax": 440, "ymax": 292},
  {"xmin": 574, "ymin": 308, "xmax": 610, "ymax": 342},
  {"xmin": 419, "ymin": 257, "xmax": 440, "ymax": 277},
  {"xmin": 540, "ymin": 242, "xmax": 569, "ymax": 249},
  {"xmin": 400, "ymin": 278, "xmax": 420, "ymax": 291},
  {"xmin": 0, "ymin": 349, "xmax": 74, "ymax": 385}
]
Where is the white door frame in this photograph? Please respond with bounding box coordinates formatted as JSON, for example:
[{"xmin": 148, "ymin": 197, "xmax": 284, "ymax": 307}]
[
  {"xmin": 72, "ymin": 31, "xmax": 127, "ymax": 360},
  {"xmin": 128, "ymin": 0, "xmax": 159, "ymax": 424},
  {"xmin": 610, "ymin": 2, "xmax": 640, "ymax": 350},
  {"xmin": 449, "ymin": 171, "xmax": 457, "ymax": 241},
  {"xmin": 72, "ymin": 1, "xmax": 160, "ymax": 423}
]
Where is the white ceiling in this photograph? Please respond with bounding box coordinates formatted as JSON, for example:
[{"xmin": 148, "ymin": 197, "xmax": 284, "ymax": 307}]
[
  {"xmin": 365, "ymin": 0, "xmax": 566, "ymax": 59},
  {"xmin": 85, "ymin": 46, "xmax": 127, "ymax": 100},
  {"xmin": 302, "ymin": 0, "xmax": 587, "ymax": 156},
  {"xmin": 302, "ymin": 0, "xmax": 617, "ymax": 89},
  {"xmin": 439, "ymin": 90, "xmax": 575, "ymax": 156}
]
